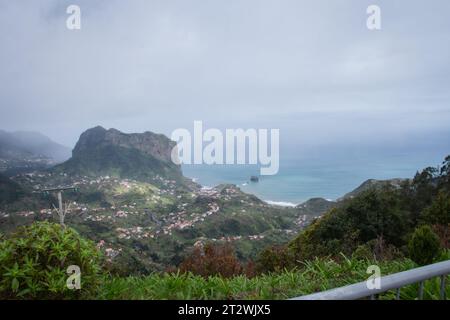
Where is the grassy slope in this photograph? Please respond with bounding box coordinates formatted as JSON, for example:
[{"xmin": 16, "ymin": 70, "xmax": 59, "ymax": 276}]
[{"xmin": 98, "ymin": 253, "xmax": 450, "ymax": 300}]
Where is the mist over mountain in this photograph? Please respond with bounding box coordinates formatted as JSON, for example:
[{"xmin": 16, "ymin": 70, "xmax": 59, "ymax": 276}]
[
  {"xmin": 11, "ymin": 131, "xmax": 71, "ymax": 162},
  {"xmin": 0, "ymin": 130, "xmax": 71, "ymax": 174},
  {"xmin": 0, "ymin": 130, "xmax": 71, "ymax": 162}
]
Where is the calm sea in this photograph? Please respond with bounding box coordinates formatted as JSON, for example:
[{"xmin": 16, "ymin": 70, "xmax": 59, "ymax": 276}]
[{"xmin": 182, "ymin": 151, "xmax": 448, "ymax": 206}]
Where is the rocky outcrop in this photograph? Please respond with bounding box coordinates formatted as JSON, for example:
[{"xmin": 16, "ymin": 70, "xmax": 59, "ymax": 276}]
[
  {"xmin": 55, "ymin": 126, "xmax": 183, "ymax": 184},
  {"xmin": 72, "ymin": 126, "xmax": 174, "ymax": 164}
]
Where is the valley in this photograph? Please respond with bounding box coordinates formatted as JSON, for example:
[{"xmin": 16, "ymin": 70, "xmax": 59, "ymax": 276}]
[
  {"xmin": 0, "ymin": 127, "xmax": 331, "ymax": 274},
  {"xmin": 0, "ymin": 171, "xmax": 323, "ymax": 273},
  {"xmin": 0, "ymin": 126, "xmax": 426, "ymax": 276}
]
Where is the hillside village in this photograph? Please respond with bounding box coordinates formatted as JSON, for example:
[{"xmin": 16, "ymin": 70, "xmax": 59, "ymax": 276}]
[
  {"xmin": 0, "ymin": 127, "xmax": 341, "ymax": 273},
  {"xmin": 0, "ymin": 167, "xmax": 327, "ymax": 272}
]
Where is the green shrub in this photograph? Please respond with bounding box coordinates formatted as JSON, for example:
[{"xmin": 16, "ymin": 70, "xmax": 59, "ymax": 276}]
[
  {"xmin": 256, "ymin": 245, "xmax": 294, "ymax": 273},
  {"xmin": 0, "ymin": 222, "xmax": 104, "ymax": 299},
  {"xmin": 179, "ymin": 243, "xmax": 243, "ymax": 278},
  {"xmin": 422, "ymin": 191, "xmax": 450, "ymax": 225},
  {"xmin": 352, "ymin": 243, "xmax": 374, "ymax": 261},
  {"xmin": 408, "ymin": 225, "xmax": 441, "ymax": 266},
  {"xmin": 352, "ymin": 237, "xmax": 404, "ymax": 261}
]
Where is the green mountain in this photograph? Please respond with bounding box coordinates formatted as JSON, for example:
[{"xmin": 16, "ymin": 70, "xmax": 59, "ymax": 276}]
[
  {"xmin": 0, "ymin": 130, "xmax": 70, "ymax": 174},
  {"xmin": 296, "ymin": 197, "xmax": 336, "ymax": 217},
  {"xmin": 258, "ymin": 156, "xmax": 450, "ymax": 273},
  {"xmin": 9, "ymin": 131, "xmax": 71, "ymax": 162},
  {"xmin": 54, "ymin": 126, "xmax": 186, "ymax": 186},
  {"xmin": 338, "ymin": 178, "xmax": 409, "ymax": 201}
]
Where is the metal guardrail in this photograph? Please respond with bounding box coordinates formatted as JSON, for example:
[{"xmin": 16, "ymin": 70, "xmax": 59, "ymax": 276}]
[{"xmin": 290, "ymin": 260, "xmax": 450, "ymax": 300}]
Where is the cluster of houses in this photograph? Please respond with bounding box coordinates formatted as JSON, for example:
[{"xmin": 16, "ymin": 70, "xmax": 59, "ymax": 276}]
[
  {"xmin": 161, "ymin": 202, "xmax": 221, "ymax": 236},
  {"xmin": 198, "ymin": 187, "xmax": 221, "ymax": 198},
  {"xmin": 84, "ymin": 204, "xmax": 152, "ymax": 223},
  {"xmin": 193, "ymin": 233, "xmax": 267, "ymax": 247},
  {"xmin": 0, "ymin": 211, "xmax": 10, "ymax": 218},
  {"xmin": 295, "ymin": 214, "xmax": 308, "ymax": 227},
  {"xmin": 116, "ymin": 226, "xmax": 154, "ymax": 240},
  {"xmin": 295, "ymin": 214, "xmax": 321, "ymax": 228},
  {"xmin": 9, "ymin": 211, "xmax": 36, "ymax": 217},
  {"xmin": 96, "ymin": 240, "xmax": 122, "ymax": 261}
]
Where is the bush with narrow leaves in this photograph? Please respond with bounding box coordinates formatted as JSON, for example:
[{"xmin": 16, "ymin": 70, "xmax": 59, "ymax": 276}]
[{"xmin": 0, "ymin": 222, "xmax": 103, "ymax": 299}]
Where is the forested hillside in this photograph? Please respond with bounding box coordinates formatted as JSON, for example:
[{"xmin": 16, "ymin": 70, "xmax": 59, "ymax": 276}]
[{"xmin": 257, "ymin": 156, "xmax": 450, "ymax": 272}]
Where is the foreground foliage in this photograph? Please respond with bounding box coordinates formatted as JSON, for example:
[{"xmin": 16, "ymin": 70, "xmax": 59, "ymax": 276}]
[
  {"xmin": 99, "ymin": 255, "xmax": 450, "ymax": 300},
  {"xmin": 178, "ymin": 243, "xmax": 255, "ymax": 278},
  {"xmin": 1, "ymin": 221, "xmax": 448, "ymax": 300},
  {"xmin": 408, "ymin": 225, "xmax": 442, "ymax": 265},
  {"xmin": 0, "ymin": 222, "xmax": 103, "ymax": 299}
]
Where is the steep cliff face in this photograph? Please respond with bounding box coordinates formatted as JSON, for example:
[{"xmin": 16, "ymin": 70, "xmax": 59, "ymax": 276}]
[
  {"xmin": 72, "ymin": 126, "xmax": 175, "ymax": 164},
  {"xmin": 56, "ymin": 126, "xmax": 183, "ymax": 184}
]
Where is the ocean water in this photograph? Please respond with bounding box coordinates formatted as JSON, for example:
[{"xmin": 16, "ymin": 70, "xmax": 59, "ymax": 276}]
[{"xmin": 182, "ymin": 152, "xmax": 448, "ymax": 206}]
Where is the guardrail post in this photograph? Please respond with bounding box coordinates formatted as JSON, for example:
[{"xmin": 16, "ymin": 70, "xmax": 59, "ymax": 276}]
[
  {"xmin": 418, "ymin": 281, "xmax": 424, "ymax": 300},
  {"xmin": 440, "ymin": 275, "xmax": 446, "ymax": 300}
]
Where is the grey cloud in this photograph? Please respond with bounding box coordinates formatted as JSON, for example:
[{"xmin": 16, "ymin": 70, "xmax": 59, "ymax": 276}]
[{"xmin": 0, "ymin": 0, "xmax": 449, "ymax": 152}]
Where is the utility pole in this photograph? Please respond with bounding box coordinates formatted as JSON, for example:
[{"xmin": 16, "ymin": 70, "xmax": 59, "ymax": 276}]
[{"xmin": 41, "ymin": 186, "xmax": 78, "ymax": 226}]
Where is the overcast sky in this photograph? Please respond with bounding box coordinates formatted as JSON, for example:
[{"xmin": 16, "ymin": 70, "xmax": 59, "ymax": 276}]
[{"xmin": 1, "ymin": 0, "xmax": 449, "ymax": 160}]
